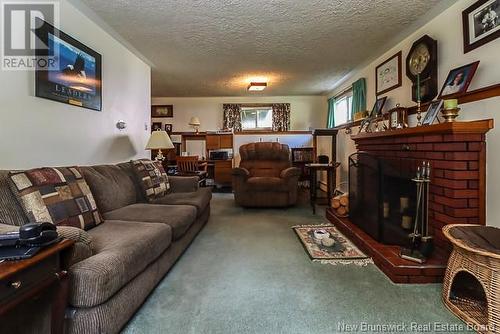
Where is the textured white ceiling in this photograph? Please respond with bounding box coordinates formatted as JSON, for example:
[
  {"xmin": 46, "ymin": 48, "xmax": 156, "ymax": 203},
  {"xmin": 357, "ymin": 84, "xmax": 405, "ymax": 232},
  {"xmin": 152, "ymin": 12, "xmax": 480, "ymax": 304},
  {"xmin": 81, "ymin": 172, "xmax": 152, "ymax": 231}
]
[{"xmin": 79, "ymin": 0, "xmax": 445, "ymax": 97}]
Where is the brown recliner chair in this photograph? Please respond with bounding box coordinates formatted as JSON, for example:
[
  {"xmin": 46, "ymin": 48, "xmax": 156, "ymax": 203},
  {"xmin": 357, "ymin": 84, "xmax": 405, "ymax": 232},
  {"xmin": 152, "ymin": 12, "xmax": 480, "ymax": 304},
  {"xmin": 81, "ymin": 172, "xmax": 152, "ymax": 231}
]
[{"xmin": 232, "ymin": 142, "xmax": 301, "ymax": 207}]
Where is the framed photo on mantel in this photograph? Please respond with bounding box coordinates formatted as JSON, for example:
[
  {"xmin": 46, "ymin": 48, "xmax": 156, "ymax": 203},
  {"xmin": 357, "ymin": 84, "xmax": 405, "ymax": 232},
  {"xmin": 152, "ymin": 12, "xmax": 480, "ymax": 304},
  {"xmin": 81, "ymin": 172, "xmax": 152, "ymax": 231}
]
[{"xmin": 375, "ymin": 51, "xmax": 402, "ymax": 96}]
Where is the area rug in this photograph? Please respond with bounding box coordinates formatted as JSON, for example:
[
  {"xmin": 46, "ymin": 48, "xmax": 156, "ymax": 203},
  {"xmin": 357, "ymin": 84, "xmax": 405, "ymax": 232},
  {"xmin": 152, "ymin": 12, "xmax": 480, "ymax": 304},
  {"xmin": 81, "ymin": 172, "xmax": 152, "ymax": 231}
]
[{"xmin": 292, "ymin": 224, "xmax": 373, "ymax": 266}]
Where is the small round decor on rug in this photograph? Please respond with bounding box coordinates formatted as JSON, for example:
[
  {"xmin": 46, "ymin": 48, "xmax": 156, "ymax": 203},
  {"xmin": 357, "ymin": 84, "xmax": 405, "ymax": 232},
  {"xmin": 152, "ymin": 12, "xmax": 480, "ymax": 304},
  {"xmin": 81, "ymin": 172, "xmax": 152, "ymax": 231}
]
[{"xmin": 292, "ymin": 224, "xmax": 373, "ymax": 266}]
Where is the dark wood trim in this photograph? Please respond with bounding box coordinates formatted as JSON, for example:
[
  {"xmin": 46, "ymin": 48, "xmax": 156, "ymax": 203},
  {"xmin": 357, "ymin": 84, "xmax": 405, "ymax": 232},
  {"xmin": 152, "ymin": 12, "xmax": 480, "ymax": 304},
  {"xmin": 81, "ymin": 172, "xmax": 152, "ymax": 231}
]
[
  {"xmin": 0, "ymin": 239, "xmax": 73, "ymax": 281},
  {"xmin": 351, "ymin": 119, "xmax": 494, "ymax": 140},
  {"xmin": 407, "ymin": 83, "xmax": 500, "ymax": 115},
  {"xmin": 331, "ymin": 82, "xmax": 499, "ymax": 131},
  {"xmin": 375, "ymin": 50, "xmax": 402, "ymax": 96},
  {"xmin": 51, "ymin": 270, "xmax": 69, "ymax": 334}
]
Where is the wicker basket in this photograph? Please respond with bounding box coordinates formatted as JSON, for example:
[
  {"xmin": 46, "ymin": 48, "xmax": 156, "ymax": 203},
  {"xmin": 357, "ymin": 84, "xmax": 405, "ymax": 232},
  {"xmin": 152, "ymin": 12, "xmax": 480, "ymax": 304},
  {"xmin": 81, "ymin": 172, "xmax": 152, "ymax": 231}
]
[{"xmin": 442, "ymin": 224, "xmax": 500, "ymax": 334}]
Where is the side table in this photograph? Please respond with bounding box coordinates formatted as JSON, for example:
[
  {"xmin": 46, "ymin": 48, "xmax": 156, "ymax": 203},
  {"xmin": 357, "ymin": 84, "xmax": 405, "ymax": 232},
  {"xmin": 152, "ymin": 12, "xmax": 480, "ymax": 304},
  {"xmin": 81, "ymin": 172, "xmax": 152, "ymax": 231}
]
[
  {"xmin": 0, "ymin": 239, "xmax": 74, "ymax": 334},
  {"xmin": 306, "ymin": 163, "xmax": 341, "ymax": 214}
]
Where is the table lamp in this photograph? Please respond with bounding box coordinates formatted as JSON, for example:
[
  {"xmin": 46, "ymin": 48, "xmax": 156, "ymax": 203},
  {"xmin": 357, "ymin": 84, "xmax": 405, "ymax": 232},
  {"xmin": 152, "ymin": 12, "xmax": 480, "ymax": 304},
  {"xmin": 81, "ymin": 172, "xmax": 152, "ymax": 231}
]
[
  {"xmin": 146, "ymin": 130, "xmax": 174, "ymax": 161},
  {"xmin": 189, "ymin": 116, "xmax": 201, "ymax": 133}
]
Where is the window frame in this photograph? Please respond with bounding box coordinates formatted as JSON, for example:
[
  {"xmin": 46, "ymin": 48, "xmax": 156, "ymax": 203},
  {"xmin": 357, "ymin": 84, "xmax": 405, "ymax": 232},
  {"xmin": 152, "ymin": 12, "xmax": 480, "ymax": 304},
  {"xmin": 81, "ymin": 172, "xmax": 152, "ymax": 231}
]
[
  {"xmin": 333, "ymin": 89, "xmax": 353, "ymax": 127},
  {"xmin": 240, "ymin": 105, "xmax": 273, "ymax": 131}
]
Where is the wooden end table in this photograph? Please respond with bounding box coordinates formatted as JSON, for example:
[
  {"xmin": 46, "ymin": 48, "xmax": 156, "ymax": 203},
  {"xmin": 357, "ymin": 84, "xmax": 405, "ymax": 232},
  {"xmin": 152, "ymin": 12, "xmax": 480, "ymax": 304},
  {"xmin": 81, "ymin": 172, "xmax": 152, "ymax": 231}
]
[
  {"xmin": 306, "ymin": 163, "xmax": 341, "ymax": 214},
  {"xmin": 0, "ymin": 239, "xmax": 74, "ymax": 334}
]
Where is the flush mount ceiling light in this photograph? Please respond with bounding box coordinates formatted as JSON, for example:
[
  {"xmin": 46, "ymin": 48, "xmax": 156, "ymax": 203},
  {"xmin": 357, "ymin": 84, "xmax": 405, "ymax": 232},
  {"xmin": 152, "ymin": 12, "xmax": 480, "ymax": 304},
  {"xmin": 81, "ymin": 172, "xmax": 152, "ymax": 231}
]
[{"xmin": 247, "ymin": 82, "xmax": 267, "ymax": 91}]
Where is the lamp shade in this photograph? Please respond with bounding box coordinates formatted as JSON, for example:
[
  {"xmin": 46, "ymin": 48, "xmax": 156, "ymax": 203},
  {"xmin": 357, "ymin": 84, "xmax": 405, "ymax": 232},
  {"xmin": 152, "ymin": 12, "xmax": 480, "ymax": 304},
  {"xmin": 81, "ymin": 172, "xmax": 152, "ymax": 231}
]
[
  {"xmin": 189, "ymin": 116, "xmax": 201, "ymax": 126},
  {"xmin": 145, "ymin": 130, "xmax": 174, "ymax": 150}
]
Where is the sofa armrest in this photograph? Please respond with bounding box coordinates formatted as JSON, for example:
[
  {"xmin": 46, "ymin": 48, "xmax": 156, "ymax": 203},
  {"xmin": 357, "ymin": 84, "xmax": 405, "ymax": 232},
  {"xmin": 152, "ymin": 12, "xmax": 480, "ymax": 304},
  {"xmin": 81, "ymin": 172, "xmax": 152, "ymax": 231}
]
[
  {"xmin": 232, "ymin": 167, "xmax": 250, "ymax": 178},
  {"xmin": 280, "ymin": 167, "xmax": 301, "ymax": 179},
  {"xmin": 0, "ymin": 223, "xmax": 93, "ymax": 266},
  {"xmin": 0, "ymin": 222, "xmax": 17, "ymax": 233},
  {"xmin": 169, "ymin": 176, "xmax": 199, "ymax": 193},
  {"xmin": 57, "ymin": 226, "xmax": 94, "ymax": 266},
  {"xmin": 57, "ymin": 226, "xmax": 93, "ymax": 248}
]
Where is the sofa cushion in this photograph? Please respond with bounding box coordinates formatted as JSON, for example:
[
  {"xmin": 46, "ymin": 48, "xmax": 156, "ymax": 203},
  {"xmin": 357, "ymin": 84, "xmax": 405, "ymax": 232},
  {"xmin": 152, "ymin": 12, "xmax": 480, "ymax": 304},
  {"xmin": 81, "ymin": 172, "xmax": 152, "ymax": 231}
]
[
  {"xmin": 150, "ymin": 187, "xmax": 212, "ymax": 216},
  {"xmin": 103, "ymin": 204, "xmax": 197, "ymax": 240},
  {"xmin": 81, "ymin": 165, "xmax": 138, "ymax": 213},
  {"xmin": 69, "ymin": 220, "xmax": 172, "ymax": 307},
  {"xmin": 246, "ymin": 177, "xmax": 288, "ymax": 192},
  {"xmin": 131, "ymin": 160, "xmax": 170, "ymax": 201},
  {"xmin": 8, "ymin": 167, "xmax": 102, "ymax": 230},
  {"xmin": 0, "ymin": 170, "xmax": 29, "ymax": 226}
]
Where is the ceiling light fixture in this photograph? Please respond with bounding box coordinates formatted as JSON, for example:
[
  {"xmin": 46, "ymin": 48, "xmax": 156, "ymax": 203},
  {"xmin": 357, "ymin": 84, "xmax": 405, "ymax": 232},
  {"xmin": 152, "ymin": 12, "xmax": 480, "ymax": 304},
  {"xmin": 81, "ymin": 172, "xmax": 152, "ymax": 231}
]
[{"xmin": 247, "ymin": 82, "xmax": 267, "ymax": 91}]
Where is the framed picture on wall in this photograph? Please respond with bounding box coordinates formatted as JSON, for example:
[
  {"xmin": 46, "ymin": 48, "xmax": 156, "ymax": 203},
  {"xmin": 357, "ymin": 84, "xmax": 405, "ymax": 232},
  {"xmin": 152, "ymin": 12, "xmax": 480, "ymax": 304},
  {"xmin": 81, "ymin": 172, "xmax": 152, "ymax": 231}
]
[
  {"xmin": 152, "ymin": 105, "xmax": 173, "ymax": 118},
  {"xmin": 152, "ymin": 122, "xmax": 162, "ymax": 132},
  {"xmin": 35, "ymin": 19, "xmax": 102, "ymax": 111},
  {"xmin": 164, "ymin": 123, "xmax": 173, "ymax": 134},
  {"xmin": 463, "ymin": 0, "xmax": 500, "ymax": 53},
  {"xmin": 375, "ymin": 51, "xmax": 402, "ymax": 96}
]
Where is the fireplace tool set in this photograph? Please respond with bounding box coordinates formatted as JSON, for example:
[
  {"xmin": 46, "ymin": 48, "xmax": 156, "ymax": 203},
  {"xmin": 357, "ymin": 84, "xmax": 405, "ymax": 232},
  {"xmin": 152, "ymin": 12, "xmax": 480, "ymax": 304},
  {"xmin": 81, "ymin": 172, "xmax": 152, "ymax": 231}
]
[{"xmin": 400, "ymin": 161, "xmax": 434, "ymax": 263}]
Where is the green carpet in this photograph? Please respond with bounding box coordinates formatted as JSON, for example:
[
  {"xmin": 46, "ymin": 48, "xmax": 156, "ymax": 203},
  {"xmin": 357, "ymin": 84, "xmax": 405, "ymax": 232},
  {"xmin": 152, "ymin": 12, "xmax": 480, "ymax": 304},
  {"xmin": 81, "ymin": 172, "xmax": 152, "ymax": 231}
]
[{"xmin": 122, "ymin": 193, "xmax": 466, "ymax": 334}]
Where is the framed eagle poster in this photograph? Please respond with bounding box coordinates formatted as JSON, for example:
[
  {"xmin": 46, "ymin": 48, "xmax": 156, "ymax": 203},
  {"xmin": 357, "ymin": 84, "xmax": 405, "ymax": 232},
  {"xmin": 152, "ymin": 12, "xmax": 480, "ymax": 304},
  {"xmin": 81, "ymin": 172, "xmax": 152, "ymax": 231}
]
[{"xmin": 35, "ymin": 18, "xmax": 102, "ymax": 111}]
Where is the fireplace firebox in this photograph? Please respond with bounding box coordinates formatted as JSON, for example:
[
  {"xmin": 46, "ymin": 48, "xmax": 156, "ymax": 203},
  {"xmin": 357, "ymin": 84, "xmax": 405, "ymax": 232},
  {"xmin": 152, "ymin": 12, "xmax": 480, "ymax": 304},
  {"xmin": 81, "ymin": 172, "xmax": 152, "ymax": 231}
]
[{"xmin": 349, "ymin": 152, "xmax": 421, "ymax": 246}]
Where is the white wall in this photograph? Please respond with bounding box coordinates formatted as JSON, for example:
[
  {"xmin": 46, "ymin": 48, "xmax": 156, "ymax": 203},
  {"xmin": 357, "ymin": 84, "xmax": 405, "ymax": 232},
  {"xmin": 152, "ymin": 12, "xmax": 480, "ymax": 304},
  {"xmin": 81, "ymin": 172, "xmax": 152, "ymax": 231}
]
[
  {"xmin": 326, "ymin": 0, "xmax": 500, "ymax": 227},
  {"xmin": 151, "ymin": 96, "xmax": 327, "ymax": 133},
  {"xmin": 0, "ymin": 1, "xmax": 151, "ymax": 169}
]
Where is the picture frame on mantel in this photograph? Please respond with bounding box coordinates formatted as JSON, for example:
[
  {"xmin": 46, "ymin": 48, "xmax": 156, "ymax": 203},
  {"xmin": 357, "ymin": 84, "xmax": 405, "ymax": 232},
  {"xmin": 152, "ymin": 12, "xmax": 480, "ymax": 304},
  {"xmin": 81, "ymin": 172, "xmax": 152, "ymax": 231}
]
[
  {"xmin": 151, "ymin": 105, "xmax": 173, "ymax": 118},
  {"xmin": 438, "ymin": 61, "xmax": 480, "ymax": 99},
  {"xmin": 375, "ymin": 51, "xmax": 402, "ymax": 96},
  {"xmin": 462, "ymin": 0, "xmax": 500, "ymax": 53}
]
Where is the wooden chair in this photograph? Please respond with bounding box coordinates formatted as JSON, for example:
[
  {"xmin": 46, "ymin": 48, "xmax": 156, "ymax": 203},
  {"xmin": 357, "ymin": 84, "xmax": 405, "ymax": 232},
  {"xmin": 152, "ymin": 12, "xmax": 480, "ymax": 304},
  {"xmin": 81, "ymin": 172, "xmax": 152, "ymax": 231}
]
[{"xmin": 175, "ymin": 156, "xmax": 208, "ymax": 186}]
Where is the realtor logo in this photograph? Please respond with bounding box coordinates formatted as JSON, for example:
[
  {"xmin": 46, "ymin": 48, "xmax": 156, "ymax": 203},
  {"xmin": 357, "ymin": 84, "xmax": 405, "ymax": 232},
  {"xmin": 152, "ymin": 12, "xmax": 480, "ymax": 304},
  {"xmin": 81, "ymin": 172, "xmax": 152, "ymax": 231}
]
[{"xmin": 1, "ymin": 1, "xmax": 59, "ymax": 70}]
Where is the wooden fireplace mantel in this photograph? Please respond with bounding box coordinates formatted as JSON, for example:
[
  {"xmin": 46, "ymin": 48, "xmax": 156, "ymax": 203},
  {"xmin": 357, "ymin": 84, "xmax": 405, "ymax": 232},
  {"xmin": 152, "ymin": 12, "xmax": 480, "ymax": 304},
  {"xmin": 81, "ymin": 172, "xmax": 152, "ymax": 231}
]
[{"xmin": 351, "ymin": 119, "xmax": 494, "ymax": 141}]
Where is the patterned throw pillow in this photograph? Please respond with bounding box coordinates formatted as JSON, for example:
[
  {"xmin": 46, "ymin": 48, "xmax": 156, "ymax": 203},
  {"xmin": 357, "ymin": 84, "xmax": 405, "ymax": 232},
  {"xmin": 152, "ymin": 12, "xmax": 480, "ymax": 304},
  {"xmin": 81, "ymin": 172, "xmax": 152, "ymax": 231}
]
[
  {"xmin": 131, "ymin": 160, "xmax": 170, "ymax": 201},
  {"xmin": 8, "ymin": 167, "xmax": 102, "ymax": 230}
]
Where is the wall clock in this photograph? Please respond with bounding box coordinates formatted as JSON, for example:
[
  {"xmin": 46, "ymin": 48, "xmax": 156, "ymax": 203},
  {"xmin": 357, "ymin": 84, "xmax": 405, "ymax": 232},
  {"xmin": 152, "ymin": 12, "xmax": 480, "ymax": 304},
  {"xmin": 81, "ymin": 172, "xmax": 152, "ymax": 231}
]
[{"xmin": 406, "ymin": 35, "xmax": 438, "ymax": 103}]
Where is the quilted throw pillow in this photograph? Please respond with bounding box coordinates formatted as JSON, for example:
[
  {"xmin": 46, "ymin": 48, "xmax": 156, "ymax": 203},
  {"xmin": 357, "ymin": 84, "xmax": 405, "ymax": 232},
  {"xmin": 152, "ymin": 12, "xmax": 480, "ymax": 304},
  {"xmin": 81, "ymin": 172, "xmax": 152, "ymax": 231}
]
[
  {"xmin": 8, "ymin": 167, "xmax": 102, "ymax": 230},
  {"xmin": 131, "ymin": 159, "xmax": 170, "ymax": 201}
]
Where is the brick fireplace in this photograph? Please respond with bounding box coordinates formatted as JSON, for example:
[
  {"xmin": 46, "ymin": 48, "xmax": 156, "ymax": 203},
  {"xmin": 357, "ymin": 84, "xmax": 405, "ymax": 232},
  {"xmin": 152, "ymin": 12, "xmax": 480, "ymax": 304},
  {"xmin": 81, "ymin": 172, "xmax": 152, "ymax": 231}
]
[{"xmin": 327, "ymin": 119, "xmax": 494, "ymax": 283}]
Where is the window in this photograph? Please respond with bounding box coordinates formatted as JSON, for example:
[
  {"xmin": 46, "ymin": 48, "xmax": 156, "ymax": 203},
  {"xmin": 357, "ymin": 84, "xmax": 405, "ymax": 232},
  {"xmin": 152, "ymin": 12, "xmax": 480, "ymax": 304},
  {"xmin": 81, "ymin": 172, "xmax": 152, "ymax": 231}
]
[
  {"xmin": 241, "ymin": 106, "xmax": 273, "ymax": 130},
  {"xmin": 334, "ymin": 93, "xmax": 353, "ymax": 127}
]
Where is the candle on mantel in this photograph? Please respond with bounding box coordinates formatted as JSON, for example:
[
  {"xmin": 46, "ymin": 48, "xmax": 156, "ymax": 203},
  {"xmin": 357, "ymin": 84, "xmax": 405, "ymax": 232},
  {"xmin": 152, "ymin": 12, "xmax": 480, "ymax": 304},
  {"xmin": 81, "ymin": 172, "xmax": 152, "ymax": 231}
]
[
  {"xmin": 416, "ymin": 74, "xmax": 421, "ymax": 102},
  {"xmin": 444, "ymin": 99, "xmax": 458, "ymax": 110}
]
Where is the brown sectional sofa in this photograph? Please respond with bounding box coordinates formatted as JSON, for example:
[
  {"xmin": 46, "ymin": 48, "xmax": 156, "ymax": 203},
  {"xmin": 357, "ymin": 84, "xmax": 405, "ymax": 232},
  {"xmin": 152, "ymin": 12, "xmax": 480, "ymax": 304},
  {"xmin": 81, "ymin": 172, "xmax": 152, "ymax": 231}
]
[{"xmin": 0, "ymin": 161, "xmax": 212, "ymax": 334}]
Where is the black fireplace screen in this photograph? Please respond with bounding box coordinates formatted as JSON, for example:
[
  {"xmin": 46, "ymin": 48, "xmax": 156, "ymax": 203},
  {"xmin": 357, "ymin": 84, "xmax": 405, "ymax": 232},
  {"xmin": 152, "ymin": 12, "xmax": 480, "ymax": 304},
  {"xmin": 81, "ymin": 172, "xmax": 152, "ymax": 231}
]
[{"xmin": 349, "ymin": 152, "xmax": 418, "ymax": 246}]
